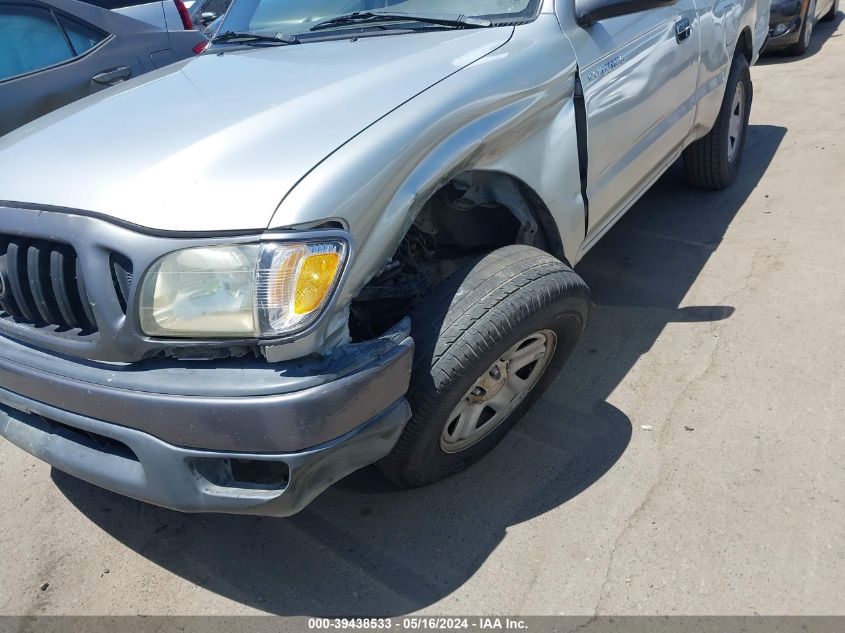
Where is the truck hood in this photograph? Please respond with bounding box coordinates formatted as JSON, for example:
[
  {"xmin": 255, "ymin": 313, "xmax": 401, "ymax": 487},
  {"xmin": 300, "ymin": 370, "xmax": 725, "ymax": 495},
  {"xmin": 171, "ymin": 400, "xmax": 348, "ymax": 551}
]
[{"xmin": 0, "ymin": 29, "xmax": 512, "ymax": 232}]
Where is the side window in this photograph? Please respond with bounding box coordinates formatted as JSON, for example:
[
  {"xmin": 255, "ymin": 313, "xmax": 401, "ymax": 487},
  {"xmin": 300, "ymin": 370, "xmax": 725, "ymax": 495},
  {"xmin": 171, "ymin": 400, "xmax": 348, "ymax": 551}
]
[
  {"xmin": 0, "ymin": 5, "xmax": 108, "ymax": 83},
  {"xmin": 56, "ymin": 14, "xmax": 107, "ymax": 55},
  {"xmin": 0, "ymin": 5, "xmax": 73, "ymax": 81}
]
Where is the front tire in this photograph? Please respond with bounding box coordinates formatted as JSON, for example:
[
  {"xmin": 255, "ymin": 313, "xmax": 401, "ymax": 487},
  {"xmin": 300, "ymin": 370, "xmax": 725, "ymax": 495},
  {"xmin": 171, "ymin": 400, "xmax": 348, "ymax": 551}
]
[
  {"xmin": 683, "ymin": 53, "xmax": 752, "ymax": 190},
  {"xmin": 789, "ymin": 0, "xmax": 816, "ymax": 54},
  {"xmin": 378, "ymin": 245, "xmax": 590, "ymax": 488}
]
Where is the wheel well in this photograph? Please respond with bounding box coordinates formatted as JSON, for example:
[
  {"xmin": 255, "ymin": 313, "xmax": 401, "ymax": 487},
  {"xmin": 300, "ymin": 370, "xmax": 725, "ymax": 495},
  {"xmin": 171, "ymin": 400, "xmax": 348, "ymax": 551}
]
[
  {"xmin": 409, "ymin": 171, "xmax": 564, "ymax": 261},
  {"xmin": 349, "ymin": 171, "xmax": 564, "ymax": 340},
  {"xmin": 736, "ymin": 27, "xmax": 753, "ymax": 63}
]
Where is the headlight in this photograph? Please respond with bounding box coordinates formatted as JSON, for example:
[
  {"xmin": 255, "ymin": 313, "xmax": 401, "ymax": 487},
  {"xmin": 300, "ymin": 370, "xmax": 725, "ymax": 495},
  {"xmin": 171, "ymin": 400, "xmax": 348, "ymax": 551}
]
[{"xmin": 139, "ymin": 240, "xmax": 347, "ymax": 338}]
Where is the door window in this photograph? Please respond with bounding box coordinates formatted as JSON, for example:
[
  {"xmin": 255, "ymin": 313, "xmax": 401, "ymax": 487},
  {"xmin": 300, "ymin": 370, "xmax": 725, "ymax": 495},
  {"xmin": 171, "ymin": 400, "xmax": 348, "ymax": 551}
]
[
  {"xmin": 56, "ymin": 14, "xmax": 107, "ymax": 55},
  {"xmin": 0, "ymin": 5, "xmax": 107, "ymax": 82}
]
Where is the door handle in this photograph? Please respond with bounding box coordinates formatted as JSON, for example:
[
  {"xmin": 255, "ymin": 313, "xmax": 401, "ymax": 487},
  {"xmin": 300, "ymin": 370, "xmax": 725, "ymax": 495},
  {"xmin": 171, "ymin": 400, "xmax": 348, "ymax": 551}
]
[
  {"xmin": 92, "ymin": 66, "xmax": 132, "ymax": 86},
  {"xmin": 675, "ymin": 18, "xmax": 692, "ymax": 43}
]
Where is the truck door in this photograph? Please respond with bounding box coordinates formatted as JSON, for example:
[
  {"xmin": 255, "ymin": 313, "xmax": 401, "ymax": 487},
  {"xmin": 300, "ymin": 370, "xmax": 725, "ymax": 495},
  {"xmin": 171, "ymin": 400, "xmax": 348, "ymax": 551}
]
[{"xmin": 558, "ymin": 0, "xmax": 700, "ymax": 243}]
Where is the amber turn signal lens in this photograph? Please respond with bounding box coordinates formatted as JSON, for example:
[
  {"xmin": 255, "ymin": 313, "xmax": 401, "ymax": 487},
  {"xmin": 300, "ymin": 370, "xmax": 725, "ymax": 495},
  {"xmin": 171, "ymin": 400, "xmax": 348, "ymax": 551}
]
[{"xmin": 294, "ymin": 252, "xmax": 341, "ymax": 314}]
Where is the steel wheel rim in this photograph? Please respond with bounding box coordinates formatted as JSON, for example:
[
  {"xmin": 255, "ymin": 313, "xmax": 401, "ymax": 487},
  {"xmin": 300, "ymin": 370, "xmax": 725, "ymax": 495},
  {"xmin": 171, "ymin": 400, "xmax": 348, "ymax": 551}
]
[
  {"xmin": 727, "ymin": 81, "xmax": 745, "ymax": 163},
  {"xmin": 440, "ymin": 329, "xmax": 557, "ymax": 454}
]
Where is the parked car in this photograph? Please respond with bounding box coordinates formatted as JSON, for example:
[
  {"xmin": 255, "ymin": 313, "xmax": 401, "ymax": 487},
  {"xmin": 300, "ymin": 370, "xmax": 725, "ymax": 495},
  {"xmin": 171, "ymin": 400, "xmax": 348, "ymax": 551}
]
[
  {"xmin": 0, "ymin": 0, "xmax": 206, "ymax": 136},
  {"xmin": 766, "ymin": 0, "xmax": 838, "ymax": 55},
  {"xmin": 0, "ymin": 0, "xmax": 769, "ymax": 517},
  {"xmin": 184, "ymin": 0, "xmax": 232, "ymax": 29}
]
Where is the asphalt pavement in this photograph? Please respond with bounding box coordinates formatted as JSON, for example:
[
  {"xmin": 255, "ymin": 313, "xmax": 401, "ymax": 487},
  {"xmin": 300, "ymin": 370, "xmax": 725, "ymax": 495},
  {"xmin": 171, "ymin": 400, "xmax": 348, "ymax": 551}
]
[{"xmin": 0, "ymin": 15, "xmax": 843, "ymax": 617}]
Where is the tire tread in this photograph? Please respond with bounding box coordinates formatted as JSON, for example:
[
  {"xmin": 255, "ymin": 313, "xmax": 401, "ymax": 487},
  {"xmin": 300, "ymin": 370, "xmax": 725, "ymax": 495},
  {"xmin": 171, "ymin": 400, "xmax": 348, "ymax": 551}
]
[
  {"xmin": 684, "ymin": 54, "xmax": 752, "ymax": 190},
  {"xmin": 379, "ymin": 245, "xmax": 590, "ymax": 488}
]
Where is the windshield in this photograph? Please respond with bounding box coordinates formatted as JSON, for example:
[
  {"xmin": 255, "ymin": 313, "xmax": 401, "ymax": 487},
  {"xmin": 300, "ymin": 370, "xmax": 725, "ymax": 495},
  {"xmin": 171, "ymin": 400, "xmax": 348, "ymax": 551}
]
[{"xmin": 219, "ymin": 0, "xmax": 539, "ymax": 40}]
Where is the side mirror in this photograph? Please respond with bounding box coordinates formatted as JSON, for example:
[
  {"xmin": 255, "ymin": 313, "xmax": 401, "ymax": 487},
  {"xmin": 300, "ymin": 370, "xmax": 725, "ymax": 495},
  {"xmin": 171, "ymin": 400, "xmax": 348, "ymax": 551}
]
[
  {"xmin": 574, "ymin": 0, "xmax": 677, "ymax": 26},
  {"xmin": 199, "ymin": 11, "xmax": 218, "ymax": 26}
]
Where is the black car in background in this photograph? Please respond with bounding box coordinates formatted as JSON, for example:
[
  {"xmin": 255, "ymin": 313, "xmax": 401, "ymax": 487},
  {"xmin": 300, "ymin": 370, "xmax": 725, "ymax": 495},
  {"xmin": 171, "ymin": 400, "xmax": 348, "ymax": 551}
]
[
  {"xmin": 766, "ymin": 0, "xmax": 839, "ymax": 55},
  {"xmin": 0, "ymin": 0, "xmax": 207, "ymax": 136}
]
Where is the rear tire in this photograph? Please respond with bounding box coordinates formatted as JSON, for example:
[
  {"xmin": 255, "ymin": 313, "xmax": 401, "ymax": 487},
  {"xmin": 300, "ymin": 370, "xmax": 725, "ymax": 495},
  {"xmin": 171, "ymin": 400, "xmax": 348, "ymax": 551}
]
[
  {"xmin": 821, "ymin": 0, "xmax": 838, "ymax": 21},
  {"xmin": 378, "ymin": 245, "xmax": 590, "ymax": 488},
  {"xmin": 683, "ymin": 54, "xmax": 752, "ymax": 190}
]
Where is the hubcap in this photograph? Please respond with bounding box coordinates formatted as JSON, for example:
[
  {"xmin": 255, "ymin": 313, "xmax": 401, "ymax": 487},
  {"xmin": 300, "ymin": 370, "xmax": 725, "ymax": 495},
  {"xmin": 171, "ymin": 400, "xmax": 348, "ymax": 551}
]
[
  {"xmin": 440, "ymin": 330, "xmax": 557, "ymax": 454},
  {"xmin": 727, "ymin": 82, "xmax": 745, "ymax": 163}
]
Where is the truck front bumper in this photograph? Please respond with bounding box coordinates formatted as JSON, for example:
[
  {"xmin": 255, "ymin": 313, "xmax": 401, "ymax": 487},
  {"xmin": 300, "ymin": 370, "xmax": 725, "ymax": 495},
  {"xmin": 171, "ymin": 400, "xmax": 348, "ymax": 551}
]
[{"xmin": 0, "ymin": 322, "xmax": 414, "ymax": 517}]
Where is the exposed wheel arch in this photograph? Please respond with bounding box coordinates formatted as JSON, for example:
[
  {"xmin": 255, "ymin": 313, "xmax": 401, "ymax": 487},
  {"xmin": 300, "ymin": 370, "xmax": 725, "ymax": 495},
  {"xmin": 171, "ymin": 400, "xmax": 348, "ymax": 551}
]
[
  {"xmin": 349, "ymin": 170, "xmax": 569, "ymax": 340},
  {"xmin": 407, "ymin": 170, "xmax": 568, "ymax": 264}
]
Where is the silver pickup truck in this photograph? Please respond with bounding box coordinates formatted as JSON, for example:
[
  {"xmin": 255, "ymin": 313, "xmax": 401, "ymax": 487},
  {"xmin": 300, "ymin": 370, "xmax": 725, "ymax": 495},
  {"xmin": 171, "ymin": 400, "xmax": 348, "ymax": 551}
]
[{"xmin": 0, "ymin": 0, "xmax": 769, "ymax": 516}]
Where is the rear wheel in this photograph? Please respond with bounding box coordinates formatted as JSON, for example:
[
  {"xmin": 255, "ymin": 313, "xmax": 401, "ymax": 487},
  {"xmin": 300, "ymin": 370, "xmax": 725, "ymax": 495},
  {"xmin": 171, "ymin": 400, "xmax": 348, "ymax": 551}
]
[
  {"xmin": 378, "ymin": 245, "xmax": 590, "ymax": 488},
  {"xmin": 821, "ymin": 0, "xmax": 838, "ymax": 21},
  {"xmin": 789, "ymin": 0, "xmax": 816, "ymax": 54},
  {"xmin": 683, "ymin": 53, "xmax": 752, "ymax": 190}
]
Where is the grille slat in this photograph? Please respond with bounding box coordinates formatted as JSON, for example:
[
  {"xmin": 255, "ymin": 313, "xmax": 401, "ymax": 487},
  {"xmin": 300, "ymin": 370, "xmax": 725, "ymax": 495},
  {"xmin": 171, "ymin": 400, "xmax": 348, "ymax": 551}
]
[
  {"xmin": 74, "ymin": 257, "xmax": 97, "ymax": 331},
  {"xmin": 6, "ymin": 242, "xmax": 37, "ymax": 322},
  {"xmin": 49, "ymin": 249, "xmax": 81, "ymax": 329},
  {"xmin": 27, "ymin": 244, "xmax": 59, "ymax": 324},
  {"xmin": 0, "ymin": 251, "xmax": 17, "ymax": 316}
]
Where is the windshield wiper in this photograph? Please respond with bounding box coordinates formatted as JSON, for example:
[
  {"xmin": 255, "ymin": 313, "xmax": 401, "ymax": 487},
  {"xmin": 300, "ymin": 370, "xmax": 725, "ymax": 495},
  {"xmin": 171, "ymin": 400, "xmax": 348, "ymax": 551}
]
[
  {"xmin": 310, "ymin": 12, "xmax": 492, "ymax": 32},
  {"xmin": 212, "ymin": 30, "xmax": 301, "ymax": 45}
]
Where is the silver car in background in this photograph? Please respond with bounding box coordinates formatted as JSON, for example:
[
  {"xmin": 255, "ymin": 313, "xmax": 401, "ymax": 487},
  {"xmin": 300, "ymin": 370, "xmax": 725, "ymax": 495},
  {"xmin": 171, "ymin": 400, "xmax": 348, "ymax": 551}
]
[{"xmin": 0, "ymin": 0, "xmax": 207, "ymax": 136}]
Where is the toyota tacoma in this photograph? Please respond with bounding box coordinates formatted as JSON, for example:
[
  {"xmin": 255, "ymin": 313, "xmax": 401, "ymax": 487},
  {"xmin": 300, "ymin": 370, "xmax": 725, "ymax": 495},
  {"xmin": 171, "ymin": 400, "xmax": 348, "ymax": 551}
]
[{"xmin": 0, "ymin": 0, "xmax": 769, "ymax": 516}]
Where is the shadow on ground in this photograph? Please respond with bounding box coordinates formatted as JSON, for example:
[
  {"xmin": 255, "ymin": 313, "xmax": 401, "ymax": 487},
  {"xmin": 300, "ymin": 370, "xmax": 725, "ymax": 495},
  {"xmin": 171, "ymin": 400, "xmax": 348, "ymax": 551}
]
[
  {"xmin": 54, "ymin": 124, "xmax": 786, "ymax": 615},
  {"xmin": 757, "ymin": 11, "xmax": 842, "ymax": 63}
]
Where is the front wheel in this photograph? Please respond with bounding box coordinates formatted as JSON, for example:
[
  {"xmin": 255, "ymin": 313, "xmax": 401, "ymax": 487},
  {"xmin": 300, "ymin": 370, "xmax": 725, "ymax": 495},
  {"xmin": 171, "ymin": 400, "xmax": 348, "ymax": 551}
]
[
  {"xmin": 789, "ymin": 0, "xmax": 817, "ymax": 54},
  {"xmin": 683, "ymin": 54, "xmax": 752, "ymax": 190},
  {"xmin": 378, "ymin": 245, "xmax": 590, "ymax": 488}
]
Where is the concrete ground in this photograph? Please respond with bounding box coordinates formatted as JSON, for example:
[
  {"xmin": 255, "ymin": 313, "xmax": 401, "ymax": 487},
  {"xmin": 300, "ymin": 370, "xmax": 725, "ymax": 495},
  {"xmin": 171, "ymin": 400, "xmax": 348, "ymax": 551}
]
[{"xmin": 1, "ymin": 17, "xmax": 843, "ymax": 618}]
